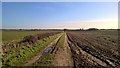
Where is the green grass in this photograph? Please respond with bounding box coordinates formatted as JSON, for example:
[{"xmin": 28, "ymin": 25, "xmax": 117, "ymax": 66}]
[
  {"xmin": 56, "ymin": 33, "xmax": 65, "ymax": 48},
  {"xmin": 2, "ymin": 34, "xmax": 60, "ymax": 66},
  {"xmin": 2, "ymin": 30, "xmax": 59, "ymax": 42},
  {"xmin": 34, "ymin": 53, "xmax": 54, "ymax": 66},
  {"xmin": 2, "ymin": 30, "xmax": 41, "ymax": 41}
]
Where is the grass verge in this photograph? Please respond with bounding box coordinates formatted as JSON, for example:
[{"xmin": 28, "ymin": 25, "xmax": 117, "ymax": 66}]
[{"xmin": 2, "ymin": 34, "xmax": 60, "ymax": 66}]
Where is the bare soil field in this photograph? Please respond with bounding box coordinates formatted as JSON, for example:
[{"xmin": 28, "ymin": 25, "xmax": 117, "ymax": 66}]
[{"xmin": 66, "ymin": 30, "xmax": 120, "ymax": 68}]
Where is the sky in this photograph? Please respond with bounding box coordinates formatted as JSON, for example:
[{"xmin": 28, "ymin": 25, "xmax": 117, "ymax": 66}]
[
  {"xmin": 2, "ymin": 2, "xmax": 118, "ymax": 29},
  {"xmin": 2, "ymin": 0, "xmax": 119, "ymax": 2}
]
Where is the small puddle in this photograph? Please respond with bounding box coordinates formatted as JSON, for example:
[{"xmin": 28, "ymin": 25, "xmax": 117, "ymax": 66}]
[{"xmin": 44, "ymin": 47, "xmax": 53, "ymax": 53}]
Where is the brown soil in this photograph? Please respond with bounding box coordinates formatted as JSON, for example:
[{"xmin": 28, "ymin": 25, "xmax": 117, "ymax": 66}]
[{"xmin": 66, "ymin": 31, "xmax": 120, "ymax": 68}]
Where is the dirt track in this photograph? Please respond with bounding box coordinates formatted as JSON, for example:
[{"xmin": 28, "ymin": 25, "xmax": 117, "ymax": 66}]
[
  {"xmin": 52, "ymin": 33, "xmax": 73, "ymax": 66},
  {"xmin": 23, "ymin": 33, "xmax": 73, "ymax": 66}
]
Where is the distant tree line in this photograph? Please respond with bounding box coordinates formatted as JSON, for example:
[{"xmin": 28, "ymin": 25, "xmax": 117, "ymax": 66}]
[
  {"xmin": 86, "ymin": 28, "xmax": 99, "ymax": 31},
  {"xmin": 64, "ymin": 28, "xmax": 99, "ymax": 31}
]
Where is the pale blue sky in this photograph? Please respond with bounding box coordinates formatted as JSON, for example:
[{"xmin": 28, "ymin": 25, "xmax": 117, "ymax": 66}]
[
  {"xmin": 2, "ymin": 0, "xmax": 119, "ymax": 2},
  {"xmin": 2, "ymin": 2, "xmax": 118, "ymax": 29}
]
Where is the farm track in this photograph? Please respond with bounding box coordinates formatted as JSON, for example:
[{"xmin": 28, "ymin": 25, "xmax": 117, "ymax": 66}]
[
  {"xmin": 66, "ymin": 32, "xmax": 120, "ymax": 68},
  {"xmin": 23, "ymin": 34, "xmax": 62, "ymax": 66},
  {"xmin": 52, "ymin": 33, "xmax": 73, "ymax": 66}
]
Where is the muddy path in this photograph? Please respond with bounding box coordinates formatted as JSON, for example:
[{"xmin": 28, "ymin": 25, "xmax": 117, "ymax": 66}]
[
  {"xmin": 52, "ymin": 33, "xmax": 73, "ymax": 66},
  {"xmin": 23, "ymin": 34, "xmax": 62, "ymax": 66}
]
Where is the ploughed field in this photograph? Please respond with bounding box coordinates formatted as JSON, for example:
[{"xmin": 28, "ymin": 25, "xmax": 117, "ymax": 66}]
[
  {"xmin": 1, "ymin": 29, "xmax": 120, "ymax": 68},
  {"xmin": 66, "ymin": 30, "xmax": 120, "ymax": 67}
]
